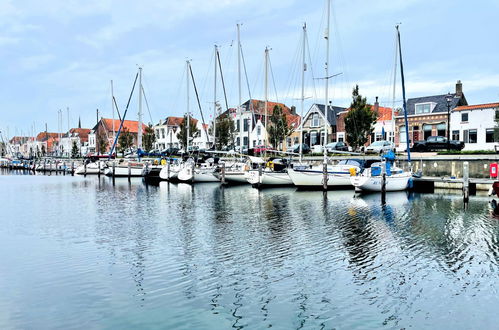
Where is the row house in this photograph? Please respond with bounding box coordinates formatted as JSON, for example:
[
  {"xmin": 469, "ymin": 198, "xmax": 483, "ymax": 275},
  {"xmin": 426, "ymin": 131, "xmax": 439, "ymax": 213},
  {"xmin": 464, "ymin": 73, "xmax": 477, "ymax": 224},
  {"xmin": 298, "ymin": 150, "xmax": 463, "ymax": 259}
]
[
  {"xmin": 88, "ymin": 118, "xmax": 148, "ymax": 154},
  {"xmin": 59, "ymin": 128, "xmax": 91, "ymax": 157},
  {"xmin": 154, "ymin": 116, "xmax": 213, "ymax": 150},
  {"xmin": 394, "ymin": 80, "xmax": 468, "ymax": 148},
  {"xmin": 8, "ymin": 136, "xmax": 30, "ymax": 156},
  {"xmin": 227, "ymin": 99, "xmax": 300, "ymax": 150},
  {"xmin": 450, "ymin": 102, "xmax": 499, "ymax": 151},
  {"xmin": 299, "ymin": 104, "xmax": 346, "ymax": 149},
  {"xmin": 35, "ymin": 132, "xmax": 59, "ymax": 155},
  {"xmin": 336, "ymin": 99, "xmax": 395, "ymax": 146}
]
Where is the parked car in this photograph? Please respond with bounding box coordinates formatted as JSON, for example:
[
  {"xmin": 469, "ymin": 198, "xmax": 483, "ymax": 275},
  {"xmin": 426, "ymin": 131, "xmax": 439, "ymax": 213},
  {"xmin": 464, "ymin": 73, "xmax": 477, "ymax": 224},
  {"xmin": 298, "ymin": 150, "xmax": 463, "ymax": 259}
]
[
  {"xmin": 411, "ymin": 136, "xmax": 464, "ymax": 152},
  {"xmin": 364, "ymin": 140, "xmax": 395, "ymax": 154},
  {"xmin": 325, "ymin": 141, "xmax": 348, "ymax": 153},
  {"xmin": 253, "ymin": 145, "xmax": 271, "ymax": 155},
  {"xmin": 162, "ymin": 147, "xmax": 180, "ymax": 156},
  {"xmin": 291, "ymin": 144, "xmax": 311, "ymax": 154}
]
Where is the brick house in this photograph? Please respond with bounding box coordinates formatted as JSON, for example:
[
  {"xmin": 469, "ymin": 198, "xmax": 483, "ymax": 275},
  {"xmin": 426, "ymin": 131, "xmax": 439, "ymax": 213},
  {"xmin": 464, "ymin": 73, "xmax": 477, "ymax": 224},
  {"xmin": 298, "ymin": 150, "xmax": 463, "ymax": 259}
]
[
  {"xmin": 394, "ymin": 80, "xmax": 468, "ymax": 148},
  {"xmin": 89, "ymin": 118, "xmax": 148, "ymax": 154}
]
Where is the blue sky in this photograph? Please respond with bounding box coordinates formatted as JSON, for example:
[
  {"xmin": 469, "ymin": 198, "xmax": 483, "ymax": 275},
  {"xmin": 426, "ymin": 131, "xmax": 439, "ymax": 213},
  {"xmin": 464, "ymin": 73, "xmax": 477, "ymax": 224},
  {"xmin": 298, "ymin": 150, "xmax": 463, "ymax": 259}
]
[{"xmin": 1, "ymin": 0, "xmax": 499, "ymax": 137}]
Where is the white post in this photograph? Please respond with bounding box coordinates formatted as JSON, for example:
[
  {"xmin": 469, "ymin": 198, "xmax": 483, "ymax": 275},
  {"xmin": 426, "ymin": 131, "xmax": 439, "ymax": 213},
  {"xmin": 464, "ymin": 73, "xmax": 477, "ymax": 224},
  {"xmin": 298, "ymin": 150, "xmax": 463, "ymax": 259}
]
[
  {"xmin": 111, "ymin": 80, "xmax": 115, "ymax": 143},
  {"xmin": 213, "ymin": 44, "xmax": 218, "ymax": 150},
  {"xmin": 322, "ymin": 0, "xmax": 331, "ymax": 191},
  {"xmin": 264, "ymin": 47, "xmax": 269, "ymax": 150},
  {"xmin": 299, "ymin": 23, "xmax": 306, "ymax": 163},
  {"xmin": 237, "ymin": 24, "xmax": 243, "ymax": 153},
  {"xmin": 186, "ymin": 61, "xmax": 190, "ymax": 152}
]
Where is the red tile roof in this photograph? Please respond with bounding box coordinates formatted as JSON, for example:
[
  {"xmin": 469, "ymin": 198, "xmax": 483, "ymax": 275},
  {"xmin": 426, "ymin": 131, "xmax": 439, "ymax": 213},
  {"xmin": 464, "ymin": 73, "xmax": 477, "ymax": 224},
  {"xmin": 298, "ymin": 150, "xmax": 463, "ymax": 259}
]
[
  {"xmin": 69, "ymin": 128, "xmax": 91, "ymax": 142},
  {"xmin": 248, "ymin": 100, "xmax": 292, "ymax": 116},
  {"xmin": 9, "ymin": 136, "xmax": 30, "ymax": 144},
  {"xmin": 36, "ymin": 132, "xmax": 59, "ymax": 142},
  {"xmin": 376, "ymin": 106, "xmax": 394, "ymax": 121},
  {"xmin": 101, "ymin": 118, "xmax": 148, "ymax": 134},
  {"xmin": 165, "ymin": 116, "xmax": 199, "ymax": 127},
  {"xmin": 453, "ymin": 102, "xmax": 499, "ymax": 111}
]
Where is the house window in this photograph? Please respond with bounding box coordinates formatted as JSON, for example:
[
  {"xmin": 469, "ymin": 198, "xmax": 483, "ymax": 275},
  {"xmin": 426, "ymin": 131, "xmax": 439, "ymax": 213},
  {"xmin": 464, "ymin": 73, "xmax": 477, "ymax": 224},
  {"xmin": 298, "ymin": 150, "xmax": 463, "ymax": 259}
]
[
  {"xmin": 243, "ymin": 119, "xmax": 249, "ymax": 132},
  {"xmin": 310, "ymin": 131, "xmax": 318, "ymax": 145},
  {"xmin": 399, "ymin": 126, "xmax": 406, "ymax": 143},
  {"xmin": 286, "ymin": 137, "xmax": 292, "ymax": 147},
  {"xmin": 161, "ymin": 129, "xmax": 165, "ymax": 139},
  {"xmin": 294, "ymin": 137, "xmax": 299, "ymax": 144},
  {"xmin": 320, "ymin": 131, "xmax": 325, "ymax": 145},
  {"xmin": 252, "ymin": 140, "xmax": 256, "ymax": 147},
  {"xmin": 257, "ymin": 126, "xmax": 261, "ymax": 136},
  {"xmin": 312, "ymin": 113, "xmax": 320, "ymax": 127},
  {"xmin": 236, "ymin": 137, "xmax": 240, "ymax": 146},
  {"xmin": 423, "ymin": 124, "xmax": 432, "ymax": 140},
  {"xmin": 236, "ymin": 120, "xmax": 240, "ymax": 132},
  {"xmin": 461, "ymin": 113, "xmax": 468, "ymax": 122},
  {"xmin": 415, "ymin": 103, "xmax": 431, "ymax": 114},
  {"xmin": 243, "ymin": 136, "xmax": 248, "ymax": 147},
  {"xmin": 486, "ymin": 128, "xmax": 495, "ymax": 143},
  {"xmin": 437, "ymin": 123, "xmax": 446, "ymax": 137},
  {"xmin": 469, "ymin": 129, "xmax": 477, "ymax": 143},
  {"xmin": 452, "ymin": 130, "xmax": 460, "ymax": 141}
]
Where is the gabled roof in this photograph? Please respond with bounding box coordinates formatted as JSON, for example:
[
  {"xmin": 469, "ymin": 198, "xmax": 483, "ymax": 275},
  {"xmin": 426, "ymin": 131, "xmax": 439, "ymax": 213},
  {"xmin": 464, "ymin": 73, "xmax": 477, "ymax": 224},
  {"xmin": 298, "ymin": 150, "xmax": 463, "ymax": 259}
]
[
  {"xmin": 243, "ymin": 99, "xmax": 292, "ymax": 116},
  {"xmin": 313, "ymin": 104, "xmax": 347, "ymax": 126},
  {"xmin": 96, "ymin": 118, "xmax": 148, "ymax": 134},
  {"xmin": 9, "ymin": 136, "xmax": 30, "ymax": 144},
  {"xmin": 36, "ymin": 132, "xmax": 59, "ymax": 142},
  {"xmin": 402, "ymin": 93, "xmax": 467, "ymax": 116},
  {"xmin": 164, "ymin": 116, "xmax": 198, "ymax": 127},
  {"xmin": 453, "ymin": 102, "xmax": 499, "ymax": 111}
]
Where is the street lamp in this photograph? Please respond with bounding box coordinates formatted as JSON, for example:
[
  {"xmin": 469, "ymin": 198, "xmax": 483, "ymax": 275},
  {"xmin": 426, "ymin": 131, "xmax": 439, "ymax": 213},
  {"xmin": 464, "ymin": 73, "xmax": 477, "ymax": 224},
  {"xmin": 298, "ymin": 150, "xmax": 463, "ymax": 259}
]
[{"xmin": 446, "ymin": 92, "xmax": 452, "ymax": 150}]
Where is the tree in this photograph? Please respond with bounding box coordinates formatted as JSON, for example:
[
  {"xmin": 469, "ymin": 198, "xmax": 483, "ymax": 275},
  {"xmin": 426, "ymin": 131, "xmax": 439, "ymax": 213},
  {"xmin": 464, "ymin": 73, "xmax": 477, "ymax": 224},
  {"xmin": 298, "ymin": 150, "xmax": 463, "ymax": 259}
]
[
  {"xmin": 96, "ymin": 131, "xmax": 108, "ymax": 155},
  {"xmin": 344, "ymin": 85, "xmax": 378, "ymax": 151},
  {"xmin": 214, "ymin": 115, "xmax": 235, "ymax": 150},
  {"xmin": 267, "ymin": 105, "xmax": 294, "ymax": 150},
  {"xmin": 118, "ymin": 127, "xmax": 134, "ymax": 154},
  {"xmin": 176, "ymin": 115, "xmax": 199, "ymax": 149},
  {"xmin": 71, "ymin": 141, "xmax": 79, "ymax": 158},
  {"xmin": 143, "ymin": 124, "xmax": 156, "ymax": 151}
]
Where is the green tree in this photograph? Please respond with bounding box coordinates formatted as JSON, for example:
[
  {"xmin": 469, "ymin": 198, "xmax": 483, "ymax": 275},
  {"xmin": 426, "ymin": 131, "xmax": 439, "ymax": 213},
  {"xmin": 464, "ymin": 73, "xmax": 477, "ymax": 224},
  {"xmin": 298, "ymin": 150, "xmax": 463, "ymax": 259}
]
[
  {"xmin": 214, "ymin": 115, "xmax": 235, "ymax": 150},
  {"xmin": 118, "ymin": 127, "xmax": 134, "ymax": 154},
  {"xmin": 268, "ymin": 105, "xmax": 294, "ymax": 150},
  {"xmin": 345, "ymin": 85, "xmax": 378, "ymax": 151},
  {"xmin": 71, "ymin": 141, "xmax": 79, "ymax": 158},
  {"xmin": 96, "ymin": 131, "xmax": 108, "ymax": 155},
  {"xmin": 176, "ymin": 116, "xmax": 199, "ymax": 149},
  {"xmin": 142, "ymin": 124, "xmax": 156, "ymax": 152}
]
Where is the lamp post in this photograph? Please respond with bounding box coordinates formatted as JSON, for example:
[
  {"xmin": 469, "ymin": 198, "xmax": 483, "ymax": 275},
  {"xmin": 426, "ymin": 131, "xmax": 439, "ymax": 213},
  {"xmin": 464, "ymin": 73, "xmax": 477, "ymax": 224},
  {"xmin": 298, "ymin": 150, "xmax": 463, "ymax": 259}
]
[{"xmin": 446, "ymin": 92, "xmax": 452, "ymax": 150}]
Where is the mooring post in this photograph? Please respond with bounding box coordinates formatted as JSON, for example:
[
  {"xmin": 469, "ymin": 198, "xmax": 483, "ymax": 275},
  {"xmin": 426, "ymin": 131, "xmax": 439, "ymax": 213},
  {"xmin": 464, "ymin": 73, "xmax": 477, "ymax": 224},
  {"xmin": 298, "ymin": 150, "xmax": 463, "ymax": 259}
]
[
  {"xmin": 221, "ymin": 162, "xmax": 226, "ymax": 185},
  {"xmin": 71, "ymin": 161, "xmax": 74, "ymax": 176},
  {"xmin": 112, "ymin": 161, "xmax": 116, "ymax": 177},
  {"xmin": 63, "ymin": 161, "xmax": 66, "ymax": 175},
  {"xmin": 84, "ymin": 161, "xmax": 87, "ymax": 177},
  {"xmin": 322, "ymin": 162, "xmax": 328, "ymax": 191},
  {"xmin": 128, "ymin": 162, "xmax": 131, "ymax": 182},
  {"xmin": 463, "ymin": 161, "xmax": 469, "ymax": 203},
  {"xmin": 166, "ymin": 160, "xmax": 170, "ymax": 181},
  {"xmin": 381, "ymin": 162, "xmax": 387, "ymax": 204},
  {"xmin": 97, "ymin": 160, "xmax": 101, "ymax": 178}
]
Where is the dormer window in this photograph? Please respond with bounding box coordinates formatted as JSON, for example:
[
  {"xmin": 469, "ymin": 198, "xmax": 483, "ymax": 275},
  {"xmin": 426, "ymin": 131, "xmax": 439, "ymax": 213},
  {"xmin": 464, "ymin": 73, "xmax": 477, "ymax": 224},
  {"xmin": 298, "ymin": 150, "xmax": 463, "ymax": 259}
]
[
  {"xmin": 415, "ymin": 103, "xmax": 432, "ymax": 114},
  {"xmin": 311, "ymin": 113, "xmax": 320, "ymax": 127}
]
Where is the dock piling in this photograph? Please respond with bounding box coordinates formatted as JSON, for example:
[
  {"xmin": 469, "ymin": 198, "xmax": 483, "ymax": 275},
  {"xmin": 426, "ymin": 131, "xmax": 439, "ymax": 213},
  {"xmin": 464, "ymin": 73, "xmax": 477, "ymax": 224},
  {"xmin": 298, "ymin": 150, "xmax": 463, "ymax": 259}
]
[
  {"xmin": 128, "ymin": 163, "xmax": 131, "ymax": 182},
  {"xmin": 463, "ymin": 161, "xmax": 469, "ymax": 202},
  {"xmin": 221, "ymin": 162, "xmax": 226, "ymax": 185},
  {"xmin": 322, "ymin": 162, "xmax": 328, "ymax": 190}
]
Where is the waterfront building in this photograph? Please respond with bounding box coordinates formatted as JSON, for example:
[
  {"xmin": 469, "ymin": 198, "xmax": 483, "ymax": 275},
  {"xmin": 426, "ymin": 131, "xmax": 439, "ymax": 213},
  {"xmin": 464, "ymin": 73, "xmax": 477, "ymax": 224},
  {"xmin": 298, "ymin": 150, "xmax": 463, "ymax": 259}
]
[
  {"xmin": 451, "ymin": 102, "xmax": 499, "ymax": 151},
  {"xmin": 299, "ymin": 103, "xmax": 346, "ymax": 149},
  {"xmin": 35, "ymin": 132, "xmax": 59, "ymax": 156},
  {"xmin": 91, "ymin": 118, "xmax": 148, "ymax": 154},
  {"xmin": 153, "ymin": 116, "xmax": 212, "ymax": 150},
  {"xmin": 335, "ymin": 99, "xmax": 395, "ymax": 146},
  {"xmin": 394, "ymin": 80, "xmax": 468, "ymax": 148},
  {"xmin": 223, "ymin": 99, "xmax": 300, "ymax": 151},
  {"xmin": 59, "ymin": 128, "xmax": 91, "ymax": 157},
  {"xmin": 8, "ymin": 136, "xmax": 30, "ymax": 156}
]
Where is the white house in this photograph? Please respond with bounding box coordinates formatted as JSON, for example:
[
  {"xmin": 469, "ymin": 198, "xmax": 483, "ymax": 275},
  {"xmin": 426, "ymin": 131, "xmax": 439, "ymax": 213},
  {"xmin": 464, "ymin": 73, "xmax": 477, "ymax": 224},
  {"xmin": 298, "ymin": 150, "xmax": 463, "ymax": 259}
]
[
  {"xmin": 154, "ymin": 116, "xmax": 214, "ymax": 150},
  {"xmin": 451, "ymin": 102, "xmax": 498, "ymax": 151}
]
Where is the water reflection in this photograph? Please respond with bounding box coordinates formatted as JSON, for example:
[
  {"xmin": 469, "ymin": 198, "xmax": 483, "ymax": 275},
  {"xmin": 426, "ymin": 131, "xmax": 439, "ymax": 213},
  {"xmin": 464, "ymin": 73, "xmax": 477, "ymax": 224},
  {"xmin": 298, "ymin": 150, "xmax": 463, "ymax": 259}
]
[{"xmin": 0, "ymin": 174, "xmax": 497, "ymax": 329}]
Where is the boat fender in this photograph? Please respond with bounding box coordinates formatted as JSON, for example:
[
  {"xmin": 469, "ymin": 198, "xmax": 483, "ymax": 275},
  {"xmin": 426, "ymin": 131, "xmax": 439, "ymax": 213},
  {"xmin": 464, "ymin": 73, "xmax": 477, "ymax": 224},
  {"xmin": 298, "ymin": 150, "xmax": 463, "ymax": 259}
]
[
  {"xmin": 349, "ymin": 167, "xmax": 356, "ymax": 176},
  {"xmin": 408, "ymin": 177, "xmax": 414, "ymax": 189},
  {"xmin": 266, "ymin": 161, "xmax": 274, "ymax": 170}
]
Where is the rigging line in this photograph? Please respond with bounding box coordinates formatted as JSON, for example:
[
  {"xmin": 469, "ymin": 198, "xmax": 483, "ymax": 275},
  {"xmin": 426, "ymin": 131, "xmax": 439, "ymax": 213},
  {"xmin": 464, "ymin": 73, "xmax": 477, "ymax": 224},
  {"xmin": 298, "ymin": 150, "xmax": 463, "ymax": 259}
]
[
  {"xmin": 141, "ymin": 85, "xmax": 154, "ymax": 125},
  {"xmin": 109, "ymin": 71, "xmax": 139, "ymax": 158},
  {"xmin": 268, "ymin": 53, "xmax": 279, "ymax": 103},
  {"xmin": 283, "ymin": 29, "xmax": 302, "ymax": 104},
  {"xmin": 239, "ymin": 44, "xmax": 256, "ymax": 125},
  {"xmin": 171, "ymin": 66, "xmax": 185, "ymax": 119},
  {"xmin": 217, "ymin": 50, "xmax": 229, "ymax": 111},
  {"xmin": 112, "ymin": 96, "xmax": 122, "ymax": 122},
  {"xmin": 198, "ymin": 53, "xmax": 214, "ymax": 111},
  {"xmin": 188, "ymin": 63, "xmax": 210, "ymax": 144},
  {"xmin": 305, "ymin": 30, "xmax": 318, "ymax": 103}
]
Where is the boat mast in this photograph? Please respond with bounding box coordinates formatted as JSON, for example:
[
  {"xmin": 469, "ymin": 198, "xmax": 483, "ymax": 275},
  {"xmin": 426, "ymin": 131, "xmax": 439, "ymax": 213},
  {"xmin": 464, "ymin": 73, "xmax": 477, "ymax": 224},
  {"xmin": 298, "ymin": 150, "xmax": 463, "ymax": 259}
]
[
  {"xmin": 137, "ymin": 67, "xmax": 143, "ymax": 150},
  {"xmin": 237, "ymin": 23, "xmax": 243, "ymax": 153},
  {"xmin": 391, "ymin": 32, "xmax": 398, "ymax": 144},
  {"xmin": 186, "ymin": 60, "xmax": 190, "ymax": 153},
  {"xmin": 323, "ymin": 0, "xmax": 330, "ymax": 164},
  {"xmin": 299, "ymin": 23, "xmax": 306, "ymax": 162},
  {"xmin": 264, "ymin": 47, "xmax": 269, "ymax": 150},
  {"xmin": 111, "ymin": 80, "xmax": 115, "ymax": 143},
  {"xmin": 213, "ymin": 44, "xmax": 218, "ymax": 151},
  {"xmin": 396, "ymin": 25, "xmax": 411, "ymax": 165}
]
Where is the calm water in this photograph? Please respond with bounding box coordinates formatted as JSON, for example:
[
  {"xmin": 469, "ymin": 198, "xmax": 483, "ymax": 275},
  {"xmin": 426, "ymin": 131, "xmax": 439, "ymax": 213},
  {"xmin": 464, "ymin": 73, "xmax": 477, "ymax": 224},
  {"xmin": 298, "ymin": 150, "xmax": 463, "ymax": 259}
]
[{"xmin": 0, "ymin": 170, "xmax": 498, "ymax": 329}]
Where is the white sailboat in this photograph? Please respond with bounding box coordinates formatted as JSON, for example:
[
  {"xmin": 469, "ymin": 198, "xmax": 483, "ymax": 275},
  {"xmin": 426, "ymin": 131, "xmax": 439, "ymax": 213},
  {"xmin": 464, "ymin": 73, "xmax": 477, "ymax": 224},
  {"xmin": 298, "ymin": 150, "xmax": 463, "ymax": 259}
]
[
  {"xmin": 351, "ymin": 25, "xmax": 412, "ymax": 192},
  {"xmin": 103, "ymin": 160, "xmax": 144, "ymax": 177},
  {"xmin": 75, "ymin": 161, "xmax": 107, "ymax": 175},
  {"xmin": 159, "ymin": 159, "xmax": 183, "ymax": 181}
]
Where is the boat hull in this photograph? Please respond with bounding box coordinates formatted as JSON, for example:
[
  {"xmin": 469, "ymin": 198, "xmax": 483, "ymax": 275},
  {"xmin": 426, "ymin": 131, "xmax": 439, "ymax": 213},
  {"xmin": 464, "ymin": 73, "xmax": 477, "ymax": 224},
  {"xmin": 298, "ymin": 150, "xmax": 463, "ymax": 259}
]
[
  {"xmin": 350, "ymin": 173, "xmax": 411, "ymax": 192},
  {"xmin": 246, "ymin": 170, "xmax": 293, "ymax": 187},
  {"xmin": 287, "ymin": 168, "xmax": 355, "ymax": 189},
  {"xmin": 104, "ymin": 166, "xmax": 143, "ymax": 177}
]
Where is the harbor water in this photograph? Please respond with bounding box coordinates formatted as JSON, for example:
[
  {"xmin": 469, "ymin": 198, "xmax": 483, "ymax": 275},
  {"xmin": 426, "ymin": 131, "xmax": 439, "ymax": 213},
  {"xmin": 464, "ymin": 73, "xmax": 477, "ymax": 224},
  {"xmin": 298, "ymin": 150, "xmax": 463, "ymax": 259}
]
[{"xmin": 0, "ymin": 171, "xmax": 498, "ymax": 329}]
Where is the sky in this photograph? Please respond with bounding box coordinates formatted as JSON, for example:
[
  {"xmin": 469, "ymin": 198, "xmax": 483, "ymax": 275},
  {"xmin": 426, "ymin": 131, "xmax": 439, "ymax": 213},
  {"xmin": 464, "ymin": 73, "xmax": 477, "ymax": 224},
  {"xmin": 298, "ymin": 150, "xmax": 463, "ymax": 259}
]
[{"xmin": 1, "ymin": 0, "xmax": 499, "ymax": 138}]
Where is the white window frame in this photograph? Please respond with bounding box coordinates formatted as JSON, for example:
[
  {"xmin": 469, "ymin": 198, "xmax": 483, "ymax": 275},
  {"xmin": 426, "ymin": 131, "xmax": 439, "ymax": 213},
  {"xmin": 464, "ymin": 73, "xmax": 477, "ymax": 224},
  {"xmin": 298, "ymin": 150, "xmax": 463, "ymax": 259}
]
[
  {"xmin": 415, "ymin": 102, "xmax": 434, "ymax": 114},
  {"xmin": 311, "ymin": 113, "xmax": 320, "ymax": 127}
]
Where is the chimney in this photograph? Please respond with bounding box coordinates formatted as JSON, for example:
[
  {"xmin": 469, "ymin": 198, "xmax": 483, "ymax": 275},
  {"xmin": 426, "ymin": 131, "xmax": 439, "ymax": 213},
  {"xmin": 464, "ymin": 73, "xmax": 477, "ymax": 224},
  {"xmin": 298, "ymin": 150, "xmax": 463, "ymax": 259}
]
[
  {"xmin": 290, "ymin": 105, "xmax": 296, "ymax": 115},
  {"xmin": 374, "ymin": 96, "xmax": 379, "ymax": 113},
  {"xmin": 455, "ymin": 80, "xmax": 463, "ymax": 96}
]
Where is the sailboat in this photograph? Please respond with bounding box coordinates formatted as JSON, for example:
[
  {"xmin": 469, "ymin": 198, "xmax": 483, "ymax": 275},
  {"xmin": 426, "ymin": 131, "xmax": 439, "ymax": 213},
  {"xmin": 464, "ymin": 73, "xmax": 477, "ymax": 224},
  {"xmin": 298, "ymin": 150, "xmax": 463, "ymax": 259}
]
[
  {"xmin": 287, "ymin": 0, "xmax": 360, "ymax": 189},
  {"xmin": 350, "ymin": 25, "xmax": 412, "ymax": 192},
  {"xmin": 245, "ymin": 47, "xmax": 293, "ymax": 188}
]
